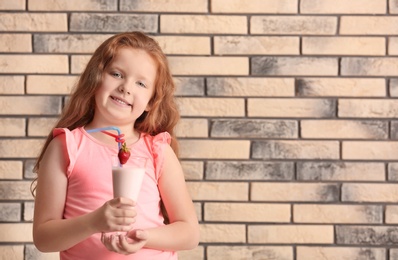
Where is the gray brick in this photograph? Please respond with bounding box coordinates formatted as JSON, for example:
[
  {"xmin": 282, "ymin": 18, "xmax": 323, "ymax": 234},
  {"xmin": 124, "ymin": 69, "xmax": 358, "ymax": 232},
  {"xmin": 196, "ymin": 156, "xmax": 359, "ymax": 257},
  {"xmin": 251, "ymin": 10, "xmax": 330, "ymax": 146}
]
[
  {"xmin": 206, "ymin": 161, "xmax": 294, "ymax": 180},
  {"xmin": 33, "ymin": 34, "xmax": 110, "ymax": 53},
  {"xmin": 210, "ymin": 119, "xmax": 297, "ymax": 138},
  {"xmin": 174, "ymin": 77, "xmax": 205, "ymax": 96},
  {"xmin": 24, "ymin": 160, "xmax": 36, "ymax": 179},
  {"xmin": 70, "ymin": 13, "xmax": 158, "ymax": 32},
  {"xmin": 24, "ymin": 244, "xmax": 58, "ymax": 260},
  {"xmin": 252, "ymin": 141, "xmax": 339, "ymax": 159},
  {"xmin": 336, "ymin": 226, "xmax": 398, "ymax": 245},
  {"xmin": 297, "ymin": 162, "xmax": 385, "ymax": 181},
  {"xmin": 24, "ymin": 202, "xmax": 34, "ymax": 221},
  {"xmin": 388, "ymin": 163, "xmax": 398, "ymax": 181},
  {"xmin": 0, "ymin": 182, "xmax": 33, "ymax": 200},
  {"xmin": 391, "ymin": 121, "xmax": 398, "ymax": 139},
  {"xmin": 390, "ymin": 78, "xmax": 398, "ymax": 97},
  {"xmin": 251, "ymin": 57, "xmax": 337, "ymax": 76},
  {"xmin": 0, "ymin": 203, "xmax": 21, "ymax": 221}
]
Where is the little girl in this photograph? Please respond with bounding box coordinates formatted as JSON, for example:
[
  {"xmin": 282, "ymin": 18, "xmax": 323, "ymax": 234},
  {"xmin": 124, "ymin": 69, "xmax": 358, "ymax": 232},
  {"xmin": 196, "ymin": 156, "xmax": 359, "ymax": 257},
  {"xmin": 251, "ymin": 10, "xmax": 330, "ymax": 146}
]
[{"xmin": 32, "ymin": 32, "xmax": 199, "ymax": 259}]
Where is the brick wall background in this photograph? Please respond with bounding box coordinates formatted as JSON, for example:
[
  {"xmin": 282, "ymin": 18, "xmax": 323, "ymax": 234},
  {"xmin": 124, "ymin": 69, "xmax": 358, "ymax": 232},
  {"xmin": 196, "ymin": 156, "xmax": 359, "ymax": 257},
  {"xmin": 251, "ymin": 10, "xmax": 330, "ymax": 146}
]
[{"xmin": 1, "ymin": 0, "xmax": 398, "ymax": 259}]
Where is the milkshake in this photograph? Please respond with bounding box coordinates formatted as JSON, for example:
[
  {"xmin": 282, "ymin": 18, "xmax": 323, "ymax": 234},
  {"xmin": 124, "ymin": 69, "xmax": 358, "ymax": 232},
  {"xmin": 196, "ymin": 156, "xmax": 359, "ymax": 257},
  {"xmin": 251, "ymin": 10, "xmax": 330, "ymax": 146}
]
[{"xmin": 112, "ymin": 157, "xmax": 147, "ymax": 201}]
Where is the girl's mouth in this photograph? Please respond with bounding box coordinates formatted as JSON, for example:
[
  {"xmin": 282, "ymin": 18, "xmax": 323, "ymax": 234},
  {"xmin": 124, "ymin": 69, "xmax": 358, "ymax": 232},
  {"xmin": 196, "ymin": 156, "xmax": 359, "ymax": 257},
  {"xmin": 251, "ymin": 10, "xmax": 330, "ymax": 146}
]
[{"xmin": 111, "ymin": 96, "xmax": 132, "ymax": 106}]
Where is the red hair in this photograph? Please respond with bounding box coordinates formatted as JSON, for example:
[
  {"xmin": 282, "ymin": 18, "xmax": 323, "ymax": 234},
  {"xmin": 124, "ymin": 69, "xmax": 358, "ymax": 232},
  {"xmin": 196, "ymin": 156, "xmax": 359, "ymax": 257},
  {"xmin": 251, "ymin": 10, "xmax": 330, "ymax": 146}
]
[{"xmin": 33, "ymin": 32, "xmax": 179, "ymax": 174}]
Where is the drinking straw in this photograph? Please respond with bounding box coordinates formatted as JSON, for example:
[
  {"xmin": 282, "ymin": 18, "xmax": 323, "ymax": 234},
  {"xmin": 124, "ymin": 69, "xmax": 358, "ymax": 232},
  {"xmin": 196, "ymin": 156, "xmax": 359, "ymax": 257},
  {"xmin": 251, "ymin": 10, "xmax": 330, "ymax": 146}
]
[{"xmin": 86, "ymin": 126, "xmax": 123, "ymax": 151}]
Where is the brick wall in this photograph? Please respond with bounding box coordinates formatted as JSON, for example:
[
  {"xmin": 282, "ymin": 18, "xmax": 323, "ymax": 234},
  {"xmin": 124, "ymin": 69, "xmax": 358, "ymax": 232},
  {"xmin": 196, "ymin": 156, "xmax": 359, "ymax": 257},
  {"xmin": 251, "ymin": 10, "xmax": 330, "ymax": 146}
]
[{"xmin": 1, "ymin": 0, "xmax": 398, "ymax": 259}]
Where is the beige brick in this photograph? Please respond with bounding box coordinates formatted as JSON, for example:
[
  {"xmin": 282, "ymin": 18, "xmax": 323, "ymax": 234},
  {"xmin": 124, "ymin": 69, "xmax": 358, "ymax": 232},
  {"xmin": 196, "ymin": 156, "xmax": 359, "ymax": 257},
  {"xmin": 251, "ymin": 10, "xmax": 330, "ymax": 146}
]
[
  {"xmin": 168, "ymin": 57, "xmax": 248, "ymax": 75},
  {"xmin": 343, "ymin": 183, "xmax": 398, "ymax": 202},
  {"xmin": 0, "ymin": 13, "xmax": 67, "ymax": 31},
  {"xmin": 248, "ymin": 225, "xmax": 333, "ymax": 244},
  {"xmin": 253, "ymin": 140, "xmax": 339, "ymax": 159},
  {"xmin": 187, "ymin": 182, "xmax": 248, "ymax": 201},
  {"xmin": 386, "ymin": 206, "xmax": 398, "ymax": 223},
  {"xmin": 342, "ymin": 58, "xmax": 398, "ymax": 76},
  {"xmin": 339, "ymin": 99, "xmax": 398, "ymax": 118},
  {"xmin": 27, "ymin": 75, "xmax": 77, "ymax": 94},
  {"xmin": 0, "ymin": 55, "xmax": 68, "ymax": 74},
  {"xmin": 0, "ymin": 96, "xmax": 61, "ymax": 115},
  {"xmin": 297, "ymin": 162, "xmax": 385, "ymax": 181},
  {"xmin": 71, "ymin": 55, "xmax": 91, "ymax": 74},
  {"xmin": 0, "ymin": 161, "xmax": 23, "ymax": 179},
  {"xmin": 207, "ymin": 77, "xmax": 295, "ymax": 97},
  {"xmin": 178, "ymin": 246, "xmax": 204, "ymax": 260},
  {"xmin": 214, "ymin": 36, "xmax": 299, "ymax": 55},
  {"xmin": 251, "ymin": 183, "xmax": 339, "ymax": 202},
  {"xmin": 193, "ymin": 202, "xmax": 202, "ymax": 222},
  {"xmin": 178, "ymin": 98, "xmax": 245, "ymax": 117},
  {"xmin": 25, "ymin": 246, "xmax": 59, "ymax": 260},
  {"xmin": 248, "ymin": 98, "xmax": 335, "ymax": 118},
  {"xmin": 0, "ymin": 118, "xmax": 25, "ymax": 137},
  {"xmin": 121, "ymin": 0, "xmax": 207, "ymax": 12},
  {"xmin": 341, "ymin": 16, "xmax": 398, "ymax": 35},
  {"xmin": 294, "ymin": 205, "xmax": 382, "ymax": 224},
  {"xmin": 181, "ymin": 161, "xmax": 203, "ymax": 180},
  {"xmin": 343, "ymin": 141, "xmax": 398, "ymax": 160},
  {"xmin": 297, "ymin": 247, "xmax": 386, "ymax": 260},
  {"xmin": 296, "ymin": 78, "xmax": 386, "ymax": 97},
  {"xmin": 180, "ymin": 140, "xmax": 250, "ymax": 159},
  {"xmin": 0, "ymin": 223, "xmax": 32, "ymax": 242},
  {"xmin": 0, "ymin": 139, "xmax": 44, "ymax": 158},
  {"xmin": 0, "ymin": 246, "xmax": 24, "ymax": 260},
  {"xmin": 161, "ymin": 15, "xmax": 247, "ymax": 34},
  {"xmin": 1, "ymin": 1, "xmax": 24, "ymax": 10},
  {"xmin": 252, "ymin": 57, "xmax": 338, "ymax": 76},
  {"xmin": 155, "ymin": 36, "xmax": 210, "ymax": 55},
  {"xmin": 29, "ymin": 0, "xmax": 117, "ymax": 11},
  {"xmin": 301, "ymin": 120, "xmax": 388, "ymax": 139},
  {"xmin": 251, "ymin": 16, "xmax": 337, "ymax": 35},
  {"xmin": 303, "ymin": 37, "xmax": 385, "ymax": 55},
  {"xmin": 28, "ymin": 118, "xmax": 58, "ymax": 137},
  {"xmin": 200, "ymin": 224, "xmax": 246, "ymax": 243},
  {"xmin": 0, "ymin": 34, "xmax": 32, "ymax": 52},
  {"xmin": 205, "ymin": 203, "xmax": 290, "ymax": 222},
  {"xmin": 301, "ymin": 0, "xmax": 386, "ymax": 14},
  {"xmin": 176, "ymin": 118, "xmax": 208, "ymax": 138},
  {"xmin": 0, "ymin": 76, "xmax": 24, "ymax": 94},
  {"xmin": 212, "ymin": 0, "xmax": 296, "ymax": 13},
  {"xmin": 207, "ymin": 246, "xmax": 293, "ymax": 260},
  {"xmin": 389, "ymin": 37, "xmax": 398, "ymax": 55}
]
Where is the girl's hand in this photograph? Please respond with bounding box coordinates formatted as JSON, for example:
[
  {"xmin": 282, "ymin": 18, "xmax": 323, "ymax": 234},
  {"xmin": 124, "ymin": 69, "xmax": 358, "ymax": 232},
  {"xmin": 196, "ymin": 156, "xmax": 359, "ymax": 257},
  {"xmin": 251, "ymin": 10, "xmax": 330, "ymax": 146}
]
[
  {"xmin": 101, "ymin": 229, "xmax": 148, "ymax": 255},
  {"xmin": 91, "ymin": 197, "xmax": 137, "ymax": 233}
]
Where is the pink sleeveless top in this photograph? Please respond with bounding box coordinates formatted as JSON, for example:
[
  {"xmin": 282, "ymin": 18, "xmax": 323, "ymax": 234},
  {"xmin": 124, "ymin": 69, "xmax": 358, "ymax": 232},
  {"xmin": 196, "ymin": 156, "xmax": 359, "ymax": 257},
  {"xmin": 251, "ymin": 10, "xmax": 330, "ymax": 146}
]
[{"xmin": 54, "ymin": 127, "xmax": 177, "ymax": 260}]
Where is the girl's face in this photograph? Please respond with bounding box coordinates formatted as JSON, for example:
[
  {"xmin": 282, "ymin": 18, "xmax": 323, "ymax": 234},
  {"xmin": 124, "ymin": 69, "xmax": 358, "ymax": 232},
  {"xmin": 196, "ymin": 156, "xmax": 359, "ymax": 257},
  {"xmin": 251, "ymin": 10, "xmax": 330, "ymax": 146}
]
[{"xmin": 94, "ymin": 47, "xmax": 157, "ymax": 127}]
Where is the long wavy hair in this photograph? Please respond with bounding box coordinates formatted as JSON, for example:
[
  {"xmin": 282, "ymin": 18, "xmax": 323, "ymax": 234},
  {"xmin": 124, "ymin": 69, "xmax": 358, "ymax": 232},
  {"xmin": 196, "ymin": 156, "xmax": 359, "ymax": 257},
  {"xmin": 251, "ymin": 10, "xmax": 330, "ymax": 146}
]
[{"xmin": 32, "ymin": 32, "xmax": 180, "ymax": 221}]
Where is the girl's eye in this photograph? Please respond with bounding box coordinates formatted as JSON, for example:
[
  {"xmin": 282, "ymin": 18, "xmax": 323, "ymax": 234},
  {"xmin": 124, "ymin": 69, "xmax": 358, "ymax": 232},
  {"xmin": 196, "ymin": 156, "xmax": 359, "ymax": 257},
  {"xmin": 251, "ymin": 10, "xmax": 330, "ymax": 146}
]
[
  {"xmin": 111, "ymin": 72, "xmax": 122, "ymax": 78},
  {"xmin": 137, "ymin": 81, "xmax": 147, "ymax": 88}
]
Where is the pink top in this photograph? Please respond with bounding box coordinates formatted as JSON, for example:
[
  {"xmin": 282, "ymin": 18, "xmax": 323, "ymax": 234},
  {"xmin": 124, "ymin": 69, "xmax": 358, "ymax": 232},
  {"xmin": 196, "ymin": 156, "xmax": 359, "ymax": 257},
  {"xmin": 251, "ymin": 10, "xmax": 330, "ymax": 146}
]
[{"xmin": 54, "ymin": 127, "xmax": 177, "ymax": 260}]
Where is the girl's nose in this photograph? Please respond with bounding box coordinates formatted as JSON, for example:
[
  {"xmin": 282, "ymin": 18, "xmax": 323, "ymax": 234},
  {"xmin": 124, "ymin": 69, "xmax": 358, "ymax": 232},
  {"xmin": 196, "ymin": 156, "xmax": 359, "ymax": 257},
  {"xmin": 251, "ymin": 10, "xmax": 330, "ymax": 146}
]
[{"xmin": 118, "ymin": 85, "xmax": 131, "ymax": 95}]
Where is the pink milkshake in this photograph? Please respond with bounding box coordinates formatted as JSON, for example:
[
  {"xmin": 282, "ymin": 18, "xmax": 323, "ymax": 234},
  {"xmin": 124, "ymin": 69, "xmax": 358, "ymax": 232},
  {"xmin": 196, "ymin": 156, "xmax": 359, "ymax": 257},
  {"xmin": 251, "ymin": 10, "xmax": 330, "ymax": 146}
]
[{"xmin": 112, "ymin": 157, "xmax": 147, "ymax": 201}]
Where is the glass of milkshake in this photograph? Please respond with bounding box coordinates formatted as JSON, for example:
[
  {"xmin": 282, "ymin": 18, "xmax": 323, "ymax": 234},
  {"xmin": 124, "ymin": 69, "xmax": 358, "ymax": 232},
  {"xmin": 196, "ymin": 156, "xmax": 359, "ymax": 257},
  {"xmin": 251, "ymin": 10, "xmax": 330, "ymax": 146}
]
[{"xmin": 112, "ymin": 156, "xmax": 147, "ymax": 202}]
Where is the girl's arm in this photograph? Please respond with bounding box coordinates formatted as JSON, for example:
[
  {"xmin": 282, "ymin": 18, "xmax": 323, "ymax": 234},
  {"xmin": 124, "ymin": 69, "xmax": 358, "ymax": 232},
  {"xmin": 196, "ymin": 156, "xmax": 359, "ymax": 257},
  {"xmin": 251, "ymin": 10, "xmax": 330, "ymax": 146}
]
[
  {"xmin": 141, "ymin": 144, "xmax": 200, "ymax": 251},
  {"xmin": 33, "ymin": 136, "xmax": 137, "ymax": 252}
]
